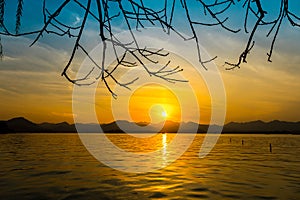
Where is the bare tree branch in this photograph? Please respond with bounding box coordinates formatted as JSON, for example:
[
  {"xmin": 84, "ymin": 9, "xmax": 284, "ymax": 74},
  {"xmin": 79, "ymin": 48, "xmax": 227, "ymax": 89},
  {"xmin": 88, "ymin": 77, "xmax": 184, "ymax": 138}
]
[{"xmin": 0, "ymin": 0, "xmax": 299, "ymax": 95}]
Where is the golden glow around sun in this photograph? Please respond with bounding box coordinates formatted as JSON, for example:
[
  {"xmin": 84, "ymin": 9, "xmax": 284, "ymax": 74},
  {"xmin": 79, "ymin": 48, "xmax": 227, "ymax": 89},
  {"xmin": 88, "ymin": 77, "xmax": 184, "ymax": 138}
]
[{"xmin": 129, "ymin": 84, "xmax": 181, "ymax": 123}]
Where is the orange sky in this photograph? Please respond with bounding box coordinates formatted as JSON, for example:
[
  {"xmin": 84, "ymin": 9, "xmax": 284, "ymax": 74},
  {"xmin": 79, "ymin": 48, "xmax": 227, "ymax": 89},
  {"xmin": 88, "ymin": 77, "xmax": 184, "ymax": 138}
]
[{"xmin": 128, "ymin": 84, "xmax": 181, "ymax": 123}]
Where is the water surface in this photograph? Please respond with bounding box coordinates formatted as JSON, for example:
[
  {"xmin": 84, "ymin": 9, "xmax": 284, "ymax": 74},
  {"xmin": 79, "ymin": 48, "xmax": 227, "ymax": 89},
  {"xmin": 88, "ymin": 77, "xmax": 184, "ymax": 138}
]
[{"xmin": 0, "ymin": 134, "xmax": 299, "ymax": 199}]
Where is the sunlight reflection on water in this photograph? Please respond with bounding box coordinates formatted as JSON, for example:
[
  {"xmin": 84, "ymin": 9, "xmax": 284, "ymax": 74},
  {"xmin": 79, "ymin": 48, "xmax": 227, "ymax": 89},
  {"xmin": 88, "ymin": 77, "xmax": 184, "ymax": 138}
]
[{"xmin": 162, "ymin": 133, "xmax": 167, "ymax": 166}]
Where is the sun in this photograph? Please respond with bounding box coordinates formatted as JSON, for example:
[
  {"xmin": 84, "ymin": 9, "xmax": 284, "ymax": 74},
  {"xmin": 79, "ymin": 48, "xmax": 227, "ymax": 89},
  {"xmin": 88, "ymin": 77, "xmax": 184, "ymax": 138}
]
[
  {"xmin": 161, "ymin": 111, "xmax": 167, "ymax": 118},
  {"xmin": 128, "ymin": 84, "xmax": 181, "ymax": 123}
]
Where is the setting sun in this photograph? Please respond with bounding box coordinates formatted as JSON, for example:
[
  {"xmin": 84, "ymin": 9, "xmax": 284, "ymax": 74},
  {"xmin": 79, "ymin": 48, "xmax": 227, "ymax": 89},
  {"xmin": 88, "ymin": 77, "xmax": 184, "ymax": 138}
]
[
  {"xmin": 161, "ymin": 111, "xmax": 167, "ymax": 118},
  {"xmin": 129, "ymin": 84, "xmax": 181, "ymax": 123}
]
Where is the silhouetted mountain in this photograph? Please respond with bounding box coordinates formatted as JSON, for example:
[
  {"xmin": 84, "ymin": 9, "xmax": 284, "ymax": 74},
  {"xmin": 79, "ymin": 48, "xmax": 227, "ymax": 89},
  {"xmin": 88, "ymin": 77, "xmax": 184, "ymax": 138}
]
[
  {"xmin": 0, "ymin": 121, "xmax": 11, "ymax": 133},
  {"xmin": 223, "ymin": 120, "xmax": 300, "ymax": 133},
  {"xmin": 3, "ymin": 117, "xmax": 46, "ymax": 133},
  {"xmin": 39, "ymin": 122, "xmax": 76, "ymax": 133},
  {"xmin": 0, "ymin": 117, "xmax": 300, "ymax": 134}
]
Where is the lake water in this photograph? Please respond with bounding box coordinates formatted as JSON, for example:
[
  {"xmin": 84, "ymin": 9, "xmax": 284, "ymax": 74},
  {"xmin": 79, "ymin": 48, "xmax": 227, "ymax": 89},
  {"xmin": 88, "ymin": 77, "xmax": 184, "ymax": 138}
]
[{"xmin": 0, "ymin": 134, "xmax": 300, "ymax": 199}]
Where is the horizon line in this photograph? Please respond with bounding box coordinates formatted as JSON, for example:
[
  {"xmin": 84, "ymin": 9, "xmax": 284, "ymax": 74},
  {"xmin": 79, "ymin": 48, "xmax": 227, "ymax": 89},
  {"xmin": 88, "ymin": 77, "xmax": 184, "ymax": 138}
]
[{"xmin": 2, "ymin": 116, "xmax": 300, "ymax": 125}]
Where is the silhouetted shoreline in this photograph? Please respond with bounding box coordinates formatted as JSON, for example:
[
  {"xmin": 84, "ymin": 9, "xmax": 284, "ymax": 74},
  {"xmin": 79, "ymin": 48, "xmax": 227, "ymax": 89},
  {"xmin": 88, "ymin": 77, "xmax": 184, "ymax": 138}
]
[{"xmin": 1, "ymin": 117, "xmax": 300, "ymax": 134}]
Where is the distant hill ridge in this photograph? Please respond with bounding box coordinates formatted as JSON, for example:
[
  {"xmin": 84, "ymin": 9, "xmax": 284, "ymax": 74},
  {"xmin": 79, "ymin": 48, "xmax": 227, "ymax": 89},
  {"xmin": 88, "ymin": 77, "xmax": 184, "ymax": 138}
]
[{"xmin": 0, "ymin": 117, "xmax": 300, "ymax": 134}]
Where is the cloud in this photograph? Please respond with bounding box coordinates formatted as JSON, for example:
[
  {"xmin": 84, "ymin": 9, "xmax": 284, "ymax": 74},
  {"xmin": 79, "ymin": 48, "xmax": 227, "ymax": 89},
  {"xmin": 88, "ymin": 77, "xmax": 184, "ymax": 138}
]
[
  {"xmin": 74, "ymin": 16, "xmax": 81, "ymax": 26},
  {"xmin": 0, "ymin": 37, "xmax": 69, "ymax": 73},
  {"xmin": 51, "ymin": 112, "xmax": 75, "ymax": 118}
]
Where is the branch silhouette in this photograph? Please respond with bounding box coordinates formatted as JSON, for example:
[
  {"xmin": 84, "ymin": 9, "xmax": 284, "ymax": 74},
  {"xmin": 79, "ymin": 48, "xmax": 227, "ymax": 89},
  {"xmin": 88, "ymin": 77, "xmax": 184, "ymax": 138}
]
[{"xmin": 0, "ymin": 0, "xmax": 299, "ymax": 95}]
